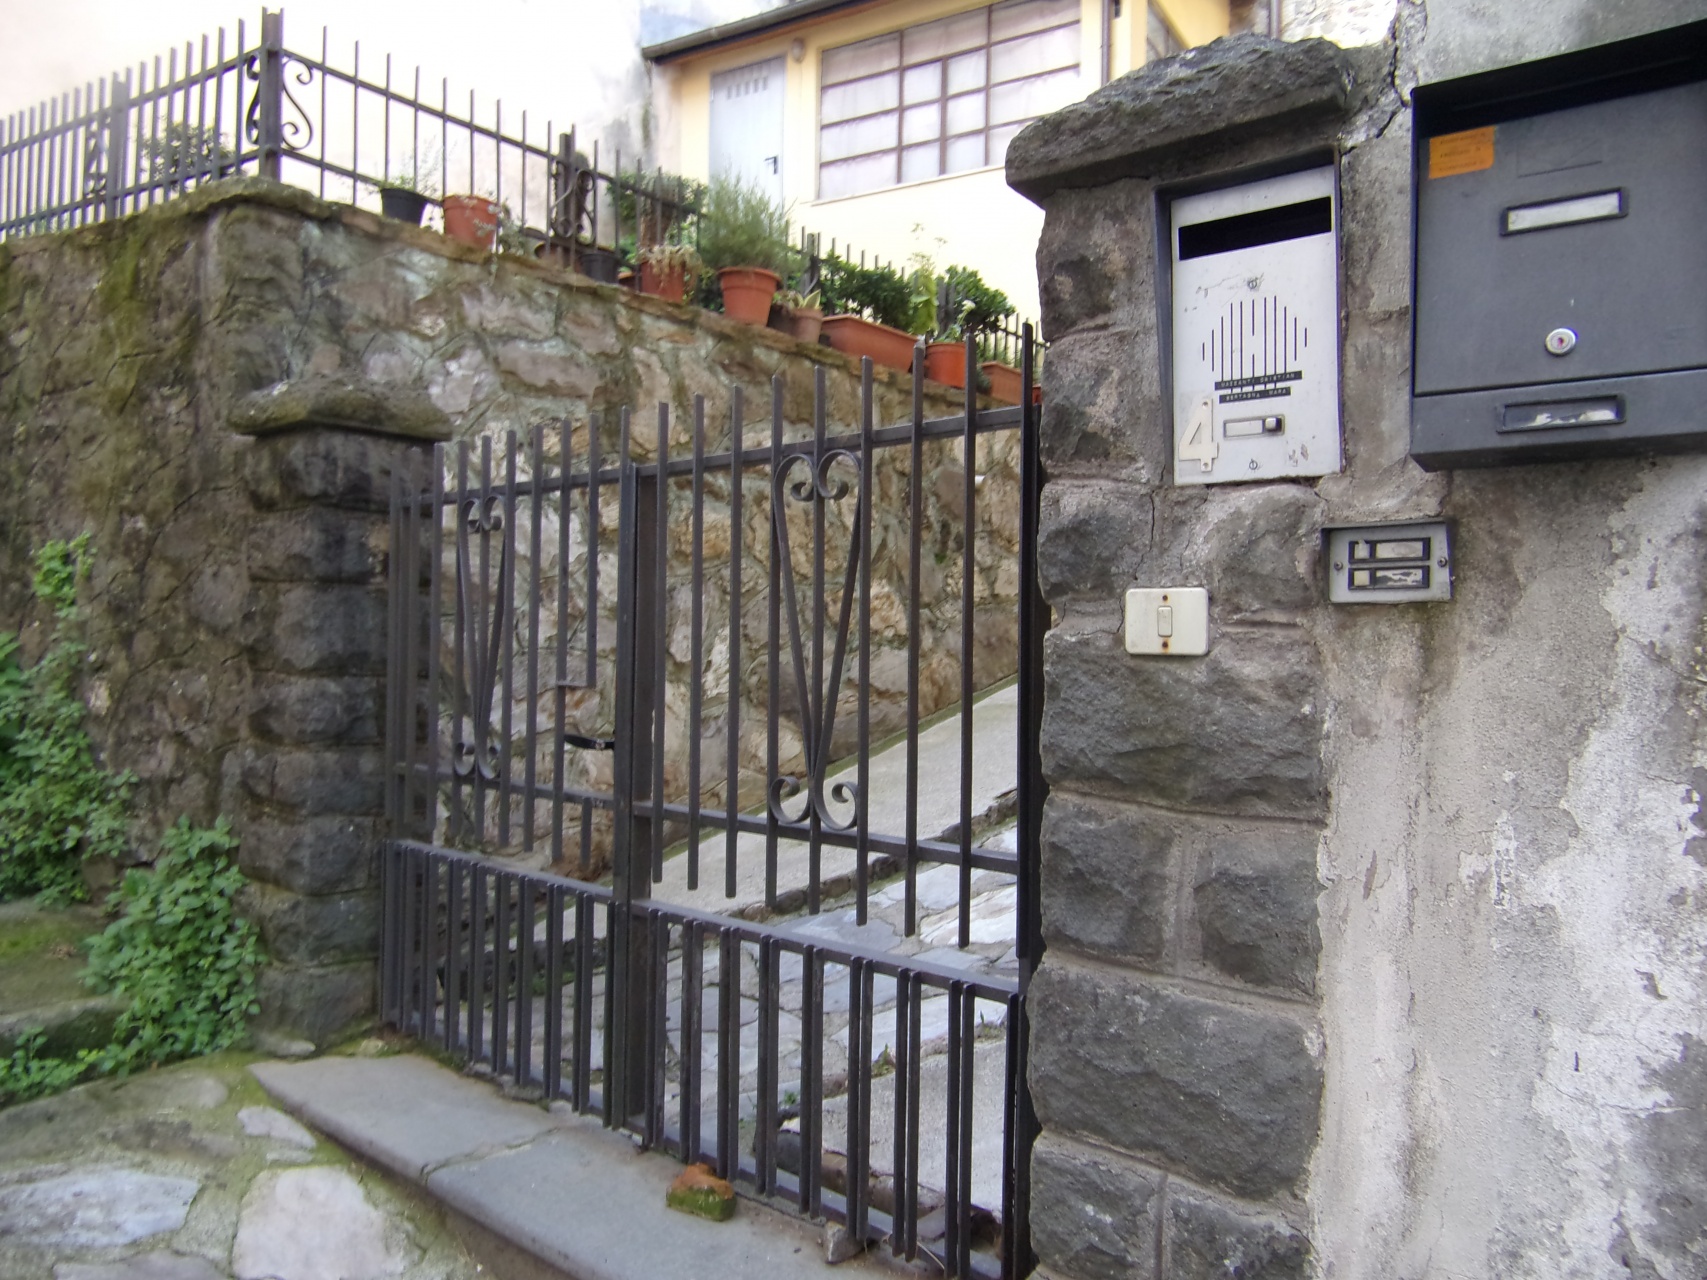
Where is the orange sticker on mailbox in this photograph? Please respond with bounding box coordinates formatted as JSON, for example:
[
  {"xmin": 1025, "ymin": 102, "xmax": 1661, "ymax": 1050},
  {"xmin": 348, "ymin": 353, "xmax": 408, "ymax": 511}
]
[{"xmin": 1429, "ymin": 126, "xmax": 1496, "ymax": 178}]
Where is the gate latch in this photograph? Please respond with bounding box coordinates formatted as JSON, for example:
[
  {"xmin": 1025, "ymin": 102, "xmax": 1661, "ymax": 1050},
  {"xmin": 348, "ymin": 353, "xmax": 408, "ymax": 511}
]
[{"xmin": 563, "ymin": 732, "xmax": 616, "ymax": 751}]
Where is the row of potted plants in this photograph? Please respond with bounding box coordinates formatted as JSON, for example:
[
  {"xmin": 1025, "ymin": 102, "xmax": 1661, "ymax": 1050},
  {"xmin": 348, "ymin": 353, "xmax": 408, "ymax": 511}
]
[{"xmin": 372, "ymin": 168, "xmax": 1036, "ymax": 403}]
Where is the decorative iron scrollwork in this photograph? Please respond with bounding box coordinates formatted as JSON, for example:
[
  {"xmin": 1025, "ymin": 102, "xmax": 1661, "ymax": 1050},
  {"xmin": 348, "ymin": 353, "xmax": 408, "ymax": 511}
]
[
  {"xmin": 244, "ymin": 51, "xmax": 316, "ymax": 154},
  {"xmin": 767, "ymin": 448, "xmax": 865, "ymax": 832},
  {"xmin": 453, "ymin": 495, "xmax": 509, "ymax": 785}
]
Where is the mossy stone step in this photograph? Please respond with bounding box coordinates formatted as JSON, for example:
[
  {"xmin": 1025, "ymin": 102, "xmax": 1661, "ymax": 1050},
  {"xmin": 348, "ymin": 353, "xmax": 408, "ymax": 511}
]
[{"xmin": 0, "ymin": 900, "xmax": 123, "ymax": 1057}]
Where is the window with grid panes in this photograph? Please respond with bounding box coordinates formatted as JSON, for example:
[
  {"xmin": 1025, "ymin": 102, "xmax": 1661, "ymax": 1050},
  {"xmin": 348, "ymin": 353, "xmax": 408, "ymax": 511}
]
[
  {"xmin": 817, "ymin": 0, "xmax": 1081, "ymax": 200},
  {"xmin": 1146, "ymin": 6, "xmax": 1185, "ymax": 63}
]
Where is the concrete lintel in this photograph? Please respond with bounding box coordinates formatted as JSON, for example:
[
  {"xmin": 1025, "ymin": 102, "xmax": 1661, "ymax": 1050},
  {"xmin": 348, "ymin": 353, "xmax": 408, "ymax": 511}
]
[
  {"xmin": 1006, "ymin": 35, "xmax": 1359, "ymax": 203},
  {"xmin": 231, "ymin": 377, "xmax": 453, "ymax": 442}
]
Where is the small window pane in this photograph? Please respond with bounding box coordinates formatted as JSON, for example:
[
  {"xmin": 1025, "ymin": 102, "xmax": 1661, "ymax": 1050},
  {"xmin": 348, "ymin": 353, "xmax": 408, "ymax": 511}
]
[
  {"xmin": 946, "ymin": 92, "xmax": 986, "ymax": 135},
  {"xmin": 991, "ymin": 24, "xmax": 1079, "ymax": 83},
  {"xmin": 987, "ymin": 120, "xmax": 1026, "ymax": 163},
  {"xmin": 992, "ymin": 0, "xmax": 1080, "ymax": 41},
  {"xmin": 824, "ymin": 33, "xmax": 900, "ymax": 85},
  {"xmin": 902, "ymin": 103, "xmax": 942, "ymax": 144},
  {"xmin": 902, "ymin": 143, "xmax": 942, "ymax": 183},
  {"xmin": 821, "ymin": 73, "xmax": 900, "ymax": 125},
  {"xmin": 904, "ymin": 10, "xmax": 986, "ymax": 62},
  {"xmin": 945, "ymin": 133, "xmax": 987, "ymax": 173},
  {"xmin": 820, "ymin": 151, "xmax": 898, "ymax": 200},
  {"xmin": 990, "ymin": 66, "xmax": 1080, "ymax": 123},
  {"xmin": 946, "ymin": 49, "xmax": 988, "ymax": 95},
  {"xmin": 821, "ymin": 111, "xmax": 900, "ymax": 162},
  {"xmin": 903, "ymin": 62, "xmax": 943, "ymax": 104}
]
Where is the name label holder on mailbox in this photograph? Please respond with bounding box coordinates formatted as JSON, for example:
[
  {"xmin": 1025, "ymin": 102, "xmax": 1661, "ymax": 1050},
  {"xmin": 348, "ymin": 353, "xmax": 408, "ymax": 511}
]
[{"xmin": 1169, "ymin": 165, "xmax": 1343, "ymax": 486}]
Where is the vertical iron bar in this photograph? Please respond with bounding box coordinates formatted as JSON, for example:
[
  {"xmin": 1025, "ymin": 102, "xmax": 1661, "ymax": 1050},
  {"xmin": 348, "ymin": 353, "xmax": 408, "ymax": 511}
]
[
  {"xmin": 256, "ymin": 10, "xmax": 283, "ymax": 180},
  {"xmin": 755, "ymin": 936, "xmax": 777, "ymax": 1194},
  {"xmin": 808, "ymin": 367, "xmax": 826, "ymax": 914},
  {"xmin": 681, "ymin": 921, "xmax": 702, "ymax": 1161},
  {"xmin": 500, "ymin": 434, "xmax": 518, "ymax": 846},
  {"xmin": 575, "ymin": 893, "xmax": 595, "ymax": 1112},
  {"xmin": 800, "ymin": 945, "xmax": 822, "ymax": 1215},
  {"xmin": 515, "ymin": 879, "xmax": 535, "ymax": 1085},
  {"xmin": 688, "ymin": 396, "xmax": 705, "ymax": 891},
  {"xmin": 398, "ymin": 848, "xmax": 417, "ymax": 1032},
  {"xmin": 765, "ymin": 377, "xmax": 783, "ymax": 912},
  {"xmin": 493, "ymin": 873, "xmax": 511, "ymax": 1077},
  {"xmin": 474, "ymin": 437, "xmax": 492, "ymax": 834},
  {"xmin": 419, "ymin": 852, "xmax": 438, "ymax": 1043},
  {"xmin": 716, "ymin": 928, "xmax": 739, "ymax": 1178},
  {"xmin": 450, "ymin": 441, "xmax": 470, "ymax": 843},
  {"xmin": 904, "ymin": 972, "xmax": 923, "ymax": 1260},
  {"xmin": 725, "ymin": 388, "xmax": 744, "ymax": 899},
  {"xmin": 399, "ymin": 455, "xmax": 422, "ymax": 836},
  {"xmin": 544, "ymin": 884, "xmax": 564, "ymax": 1098},
  {"xmin": 525, "ymin": 423, "xmax": 544, "ymax": 851},
  {"xmin": 385, "ymin": 468, "xmax": 403, "ymax": 835},
  {"xmin": 956, "ymin": 990, "xmax": 975, "ymax": 1280},
  {"xmin": 945, "ymin": 982, "xmax": 963, "ymax": 1273},
  {"xmin": 959, "ymin": 339, "xmax": 977, "ymax": 949},
  {"xmin": 582, "ymin": 414, "xmax": 602, "ymax": 873},
  {"xmin": 653, "ymin": 405, "xmax": 669, "ymax": 882},
  {"xmin": 890, "ymin": 974, "xmax": 912, "ymax": 1259},
  {"xmin": 444, "ymin": 861, "xmax": 463, "ymax": 1054},
  {"xmin": 470, "ymin": 866, "xmax": 487, "ymax": 1062},
  {"xmin": 905, "ymin": 345, "xmax": 925, "ymax": 936},
  {"xmin": 856, "ymin": 359, "xmax": 874, "ymax": 922},
  {"xmin": 847, "ymin": 959, "xmax": 869, "ymax": 1241},
  {"xmin": 427, "ymin": 444, "xmax": 445, "ymax": 843},
  {"xmin": 551, "ymin": 419, "xmax": 571, "ymax": 867}
]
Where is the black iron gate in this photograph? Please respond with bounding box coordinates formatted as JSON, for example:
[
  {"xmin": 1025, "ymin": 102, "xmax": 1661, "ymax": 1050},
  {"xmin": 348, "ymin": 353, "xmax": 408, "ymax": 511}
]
[{"xmin": 381, "ymin": 337, "xmax": 1044, "ymax": 1278}]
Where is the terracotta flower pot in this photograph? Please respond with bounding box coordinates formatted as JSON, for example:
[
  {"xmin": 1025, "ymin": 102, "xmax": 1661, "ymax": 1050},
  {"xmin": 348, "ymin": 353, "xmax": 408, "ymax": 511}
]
[
  {"xmin": 980, "ymin": 360, "xmax": 1023, "ymax": 405},
  {"xmin": 442, "ymin": 194, "xmax": 500, "ymax": 250},
  {"xmin": 717, "ymin": 266, "xmax": 781, "ymax": 325},
  {"xmin": 640, "ymin": 260, "xmax": 688, "ymax": 303},
  {"xmin": 821, "ymin": 314, "xmax": 919, "ymax": 372},
  {"xmin": 925, "ymin": 341, "xmax": 970, "ymax": 388},
  {"xmin": 788, "ymin": 308, "xmax": 824, "ymax": 345}
]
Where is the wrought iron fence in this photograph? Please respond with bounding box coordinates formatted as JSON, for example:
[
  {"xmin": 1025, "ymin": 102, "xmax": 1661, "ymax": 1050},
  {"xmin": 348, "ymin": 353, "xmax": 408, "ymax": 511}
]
[
  {"xmin": 383, "ymin": 336, "xmax": 1045, "ymax": 1277},
  {"xmin": 0, "ymin": 8, "xmax": 694, "ymax": 271}
]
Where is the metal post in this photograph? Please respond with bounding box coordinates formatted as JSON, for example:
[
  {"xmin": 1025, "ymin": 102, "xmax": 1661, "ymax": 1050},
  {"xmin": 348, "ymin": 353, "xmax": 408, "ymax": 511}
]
[
  {"xmin": 610, "ymin": 418, "xmax": 660, "ymax": 1130},
  {"xmin": 255, "ymin": 9, "xmax": 284, "ymax": 181},
  {"xmin": 103, "ymin": 75, "xmax": 129, "ymax": 222}
]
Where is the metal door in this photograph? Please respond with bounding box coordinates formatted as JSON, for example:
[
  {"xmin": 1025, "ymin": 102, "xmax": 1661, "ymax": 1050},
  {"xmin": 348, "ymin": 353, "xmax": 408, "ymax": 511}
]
[{"xmin": 710, "ymin": 56, "xmax": 785, "ymax": 204}]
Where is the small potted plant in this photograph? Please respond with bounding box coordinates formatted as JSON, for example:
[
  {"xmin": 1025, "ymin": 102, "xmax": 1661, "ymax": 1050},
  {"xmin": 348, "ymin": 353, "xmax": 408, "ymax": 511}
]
[
  {"xmin": 442, "ymin": 192, "xmax": 501, "ymax": 250},
  {"xmin": 698, "ymin": 176, "xmax": 795, "ymax": 326},
  {"xmin": 773, "ymin": 288, "xmax": 824, "ymax": 344},
  {"xmin": 818, "ymin": 255, "xmax": 921, "ymax": 371},
  {"xmin": 375, "ymin": 160, "xmax": 437, "ymax": 226},
  {"xmin": 637, "ymin": 243, "xmax": 703, "ymax": 304}
]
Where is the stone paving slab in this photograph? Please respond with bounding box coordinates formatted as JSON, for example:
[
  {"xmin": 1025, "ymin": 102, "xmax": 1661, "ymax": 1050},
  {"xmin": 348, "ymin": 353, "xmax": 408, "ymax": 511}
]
[
  {"xmin": 255, "ymin": 1052, "xmax": 897, "ymax": 1280},
  {"xmin": 250, "ymin": 1056, "xmax": 565, "ymax": 1179}
]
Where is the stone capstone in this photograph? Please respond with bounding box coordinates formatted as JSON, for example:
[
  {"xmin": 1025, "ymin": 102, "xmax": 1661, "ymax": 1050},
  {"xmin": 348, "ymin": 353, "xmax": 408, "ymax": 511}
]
[
  {"xmin": 1029, "ymin": 1131, "xmax": 1162, "ymax": 1279},
  {"xmin": 231, "ymin": 376, "xmax": 452, "ymax": 442},
  {"xmin": 1028, "ymin": 960, "xmax": 1322, "ymax": 1199},
  {"xmin": 1007, "ymin": 35, "xmax": 1358, "ymax": 201}
]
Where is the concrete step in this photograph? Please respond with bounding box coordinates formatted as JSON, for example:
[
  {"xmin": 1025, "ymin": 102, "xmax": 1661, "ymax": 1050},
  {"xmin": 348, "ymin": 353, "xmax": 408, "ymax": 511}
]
[
  {"xmin": 0, "ymin": 900, "xmax": 123, "ymax": 1058},
  {"xmin": 253, "ymin": 1053, "xmax": 911, "ymax": 1280}
]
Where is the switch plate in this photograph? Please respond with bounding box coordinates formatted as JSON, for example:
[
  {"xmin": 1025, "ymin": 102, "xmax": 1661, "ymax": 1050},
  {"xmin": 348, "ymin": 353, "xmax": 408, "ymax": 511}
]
[
  {"xmin": 1325, "ymin": 521, "xmax": 1453, "ymax": 603},
  {"xmin": 1124, "ymin": 588, "xmax": 1209, "ymax": 656}
]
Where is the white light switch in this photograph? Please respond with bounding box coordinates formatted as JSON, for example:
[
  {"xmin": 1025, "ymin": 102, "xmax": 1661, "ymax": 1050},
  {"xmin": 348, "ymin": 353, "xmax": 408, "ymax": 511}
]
[{"xmin": 1124, "ymin": 588, "xmax": 1209, "ymax": 656}]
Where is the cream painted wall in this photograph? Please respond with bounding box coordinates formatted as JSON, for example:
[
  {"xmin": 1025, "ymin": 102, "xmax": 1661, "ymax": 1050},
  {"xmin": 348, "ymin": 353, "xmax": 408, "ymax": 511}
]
[{"xmin": 653, "ymin": 0, "xmax": 1228, "ymax": 328}]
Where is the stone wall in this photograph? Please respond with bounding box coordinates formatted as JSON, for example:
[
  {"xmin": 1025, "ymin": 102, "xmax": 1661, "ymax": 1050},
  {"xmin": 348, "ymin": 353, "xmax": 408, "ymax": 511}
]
[
  {"xmin": 0, "ymin": 180, "xmax": 988, "ymax": 1043},
  {"xmin": 1010, "ymin": 6, "xmax": 1706, "ymax": 1278}
]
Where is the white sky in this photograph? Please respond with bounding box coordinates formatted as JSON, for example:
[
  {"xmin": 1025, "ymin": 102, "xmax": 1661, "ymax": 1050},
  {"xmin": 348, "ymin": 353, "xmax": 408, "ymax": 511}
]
[{"xmin": 0, "ymin": 0, "xmax": 758, "ymax": 154}]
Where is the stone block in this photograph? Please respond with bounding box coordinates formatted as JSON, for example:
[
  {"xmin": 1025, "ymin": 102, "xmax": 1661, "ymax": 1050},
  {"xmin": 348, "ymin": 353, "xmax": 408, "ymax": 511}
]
[
  {"xmin": 248, "ymin": 674, "xmax": 383, "ymax": 746},
  {"xmin": 242, "ymin": 427, "xmax": 435, "ymax": 513},
  {"xmin": 1041, "ymin": 622, "xmax": 1326, "ymax": 819},
  {"xmin": 1028, "ymin": 960, "xmax": 1322, "ymax": 1199},
  {"xmin": 1036, "ymin": 177, "xmax": 1152, "ymax": 338},
  {"xmin": 240, "ymin": 746, "xmax": 386, "ymax": 816},
  {"xmin": 249, "ymin": 583, "xmax": 388, "ymax": 675},
  {"xmin": 1038, "ymin": 327, "xmax": 1164, "ymax": 474},
  {"xmin": 1008, "ymin": 35, "xmax": 1356, "ymax": 201},
  {"xmin": 239, "ymin": 881, "xmax": 381, "ymax": 965},
  {"xmin": 1030, "ymin": 1131, "xmax": 1161, "ymax": 1279},
  {"xmin": 237, "ymin": 815, "xmax": 380, "ymax": 896},
  {"xmin": 255, "ymin": 960, "xmax": 376, "ymax": 1044},
  {"xmin": 1164, "ymin": 1183, "xmax": 1309, "ymax": 1279},
  {"xmin": 1040, "ymin": 793, "xmax": 1173, "ymax": 965},
  {"xmin": 1193, "ymin": 825, "xmax": 1321, "ymax": 995},
  {"xmin": 246, "ymin": 507, "xmax": 384, "ymax": 583},
  {"xmin": 230, "ymin": 376, "xmax": 451, "ymax": 442},
  {"xmin": 1037, "ymin": 480, "xmax": 1153, "ymax": 602},
  {"xmin": 1188, "ymin": 485, "xmax": 1326, "ymax": 619}
]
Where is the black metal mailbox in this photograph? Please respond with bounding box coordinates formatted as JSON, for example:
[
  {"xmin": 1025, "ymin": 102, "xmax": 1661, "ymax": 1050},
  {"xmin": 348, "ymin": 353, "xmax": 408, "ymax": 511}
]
[{"xmin": 1411, "ymin": 21, "xmax": 1707, "ymax": 469}]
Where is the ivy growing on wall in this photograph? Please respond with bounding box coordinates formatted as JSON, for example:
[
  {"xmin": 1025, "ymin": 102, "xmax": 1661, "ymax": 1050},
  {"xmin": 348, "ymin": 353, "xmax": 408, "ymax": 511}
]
[{"xmin": 0, "ymin": 534, "xmax": 132, "ymax": 903}]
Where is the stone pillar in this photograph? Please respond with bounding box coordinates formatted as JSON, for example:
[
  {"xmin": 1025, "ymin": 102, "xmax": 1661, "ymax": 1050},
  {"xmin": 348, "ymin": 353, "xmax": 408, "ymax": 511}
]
[
  {"xmin": 1006, "ymin": 36, "xmax": 1376, "ymax": 1276},
  {"xmin": 230, "ymin": 378, "xmax": 449, "ymax": 1047}
]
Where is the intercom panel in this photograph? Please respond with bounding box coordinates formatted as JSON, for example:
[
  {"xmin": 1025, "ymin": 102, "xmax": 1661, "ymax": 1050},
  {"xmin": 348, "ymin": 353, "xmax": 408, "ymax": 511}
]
[{"xmin": 1170, "ymin": 166, "xmax": 1342, "ymax": 486}]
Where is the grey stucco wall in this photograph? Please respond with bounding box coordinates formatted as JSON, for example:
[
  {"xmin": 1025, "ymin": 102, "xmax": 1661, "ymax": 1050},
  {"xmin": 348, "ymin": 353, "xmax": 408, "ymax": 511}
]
[{"xmin": 1011, "ymin": 3, "xmax": 1706, "ymax": 1277}]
